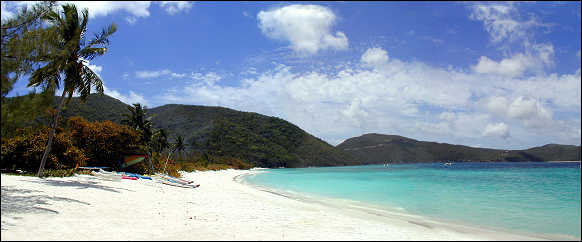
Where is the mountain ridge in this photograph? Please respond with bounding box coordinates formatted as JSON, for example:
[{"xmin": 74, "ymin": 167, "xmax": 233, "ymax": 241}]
[{"xmin": 337, "ymin": 133, "xmax": 581, "ymax": 163}]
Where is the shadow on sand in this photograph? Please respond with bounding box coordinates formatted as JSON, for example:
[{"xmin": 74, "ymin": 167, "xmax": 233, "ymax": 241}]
[
  {"xmin": 30, "ymin": 177, "xmax": 135, "ymax": 193},
  {"xmin": 1, "ymin": 186, "xmax": 90, "ymax": 230}
]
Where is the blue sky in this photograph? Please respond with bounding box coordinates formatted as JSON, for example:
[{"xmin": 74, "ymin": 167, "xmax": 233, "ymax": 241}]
[{"xmin": 3, "ymin": 1, "xmax": 581, "ymax": 149}]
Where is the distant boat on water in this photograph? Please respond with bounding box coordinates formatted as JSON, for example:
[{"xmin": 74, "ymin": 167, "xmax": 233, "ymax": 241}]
[{"xmin": 444, "ymin": 162, "xmax": 453, "ymax": 166}]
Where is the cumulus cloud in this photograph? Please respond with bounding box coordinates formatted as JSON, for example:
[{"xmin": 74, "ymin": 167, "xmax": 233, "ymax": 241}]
[
  {"xmin": 257, "ymin": 4, "xmax": 348, "ymax": 55},
  {"xmin": 361, "ymin": 48, "xmax": 389, "ymax": 67},
  {"xmin": 472, "ymin": 54, "xmax": 532, "ymax": 77},
  {"xmin": 482, "ymin": 95, "xmax": 555, "ymax": 129},
  {"xmin": 507, "ymin": 97, "xmax": 553, "ymax": 127},
  {"xmin": 472, "ymin": 43, "xmax": 555, "ymax": 77},
  {"xmin": 482, "ymin": 122, "xmax": 510, "ymax": 139},
  {"xmin": 159, "ymin": 1, "xmax": 192, "ymax": 15}
]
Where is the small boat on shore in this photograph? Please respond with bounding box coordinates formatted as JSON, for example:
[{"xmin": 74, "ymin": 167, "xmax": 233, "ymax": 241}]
[{"xmin": 91, "ymin": 169, "xmax": 122, "ymax": 181}]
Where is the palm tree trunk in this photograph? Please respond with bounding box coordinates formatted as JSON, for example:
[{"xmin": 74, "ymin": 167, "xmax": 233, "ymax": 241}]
[
  {"xmin": 163, "ymin": 149, "xmax": 174, "ymax": 174},
  {"xmin": 36, "ymin": 89, "xmax": 67, "ymax": 177}
]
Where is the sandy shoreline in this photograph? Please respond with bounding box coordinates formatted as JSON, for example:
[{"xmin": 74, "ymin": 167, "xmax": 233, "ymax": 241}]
[{"xmin": 1, "ymin": 169, "xmax": 576, "ymax": 241}]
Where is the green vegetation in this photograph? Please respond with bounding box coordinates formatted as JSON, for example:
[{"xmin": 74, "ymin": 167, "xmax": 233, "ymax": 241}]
[
  {"xmin": 337, "ymin": 133, "xmax": 582, "ymax": 163},
  {"xmin": 1, "ymin": 116, "xmax": 142, "ymax": 175},
  {"xmin": 148, "ymin": 104, "xmax": 360, "ymax": 168}
]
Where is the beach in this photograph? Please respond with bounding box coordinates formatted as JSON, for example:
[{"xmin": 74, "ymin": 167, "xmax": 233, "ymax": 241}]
[{"xmin": 0, "ymin": 169, "xmax": 572, "ymax": 241}]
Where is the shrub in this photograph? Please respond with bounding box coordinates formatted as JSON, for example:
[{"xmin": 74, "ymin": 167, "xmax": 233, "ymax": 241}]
[
  {"xmin": 67, "ymin": 116, "xmax": 141, "ymax": 169},
  {"xmin": 0, "ymin": 126, "xmax": 88, "ymax": 172}
]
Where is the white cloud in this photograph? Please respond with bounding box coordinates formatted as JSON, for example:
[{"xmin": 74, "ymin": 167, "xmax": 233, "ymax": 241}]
[
  {"xmin": 507, "ymin": 96, "xmax": 553, "ymax": 127},
  {"xmin": 171, "ymin": 73, "xmax": 186, "ymax": 79},
  {"xmin": 482, "ymin": 122, "xmax": 510, "ymax": 139},
  {"xmin": 135, "ymin": 69, "xmax": 187, "ymax": 79},
  {"xmin": 125, "ymin": 16, "xmax": 138, "ymax": 25},
  {"xmin": 257, "ymin": 4, "xmax": 348, "ymax": 55},
  {"xmin": 159, "ymin": 1, "xmax": 192, "ymax": 15},
  {"xmin": 60, "ymin": 1, "xmax": 151, "ymax": 19},
  {"xmin": 87, "ymin": 64, "xmax": 103, "ymax": 74},
  {"xmin": 469, "ymin": 3, "xmax": 545, "ymax": 44},
  {"xmin": 191, "ymin": 72, "xmax": 222, "ymax": 86},
  {"xmin": 136, "ymin": 69, "xmax": 171, "ymax": 79},
  {"xmin": 472, "ymin": 43, "xmax": 555, "ymax": 77},
  {"xmin": 3, "ymin": 1, "xmax": 189, "ymax": 24},
  {"xmin": 472, "ymin": 55, "xmax": 531, "ymax": 77},
  {"xmin": 482, "ymin": 95, "xmax": 556, "ymax": 129},
  {"xmin": 104, "ymin": 86, "xmax": 149, "ymax": 107},
  {"xmin": 241, "ymin": 67, "xmax": 258, "ymax": 76},
  {"xmin": 361, "ymin": 48, "xmax": 389, "ymax": 67}
]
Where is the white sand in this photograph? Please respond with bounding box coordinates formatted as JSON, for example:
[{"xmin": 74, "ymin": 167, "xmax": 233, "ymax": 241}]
[{"xmin": 0, "ymin": 169, "xmax": 573, "ymax": 241}]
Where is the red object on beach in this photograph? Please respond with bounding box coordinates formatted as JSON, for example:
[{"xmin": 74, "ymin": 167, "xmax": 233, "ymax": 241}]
[{"xmin": 122, "ymin": 175, "xmax": 138, "ymax": 180}]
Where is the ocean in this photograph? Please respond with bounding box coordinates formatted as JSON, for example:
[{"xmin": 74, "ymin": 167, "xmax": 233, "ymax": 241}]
[{"xmin": 243, "ymin": 162, "xmax": 581, "ymax": 239}]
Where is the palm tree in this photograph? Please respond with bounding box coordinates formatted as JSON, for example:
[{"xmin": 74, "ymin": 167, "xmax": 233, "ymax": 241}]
[
  {"xmin": 122, "ymin": 103, "xmax": 153, "ymax": 143},
  {"xmin": 122, "ymin": 103, "xmax": 157, "ymax": 172},
  {"xmin": 27, "ymin": 4, "xmax": 117, "ymax": 177},
  {"xmin": 163, "ymin": 135, "xmax": 185, "ymax": 174}
]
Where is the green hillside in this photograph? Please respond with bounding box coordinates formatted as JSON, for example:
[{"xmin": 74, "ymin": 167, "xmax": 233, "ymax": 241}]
[
  {"xmin": 337, "ymin": 133, "xmax": 581, "ymax": 163},
  {"xmin": 4, "ymin": 93, "xmax": 131, "ymax": 127},
  {"xmin": 8, "ymin": 94, "xmax": 359, "ymax": 168},
  {"xmin": 57, "ymin": 94, "xmax": 131, "ymax": 124},
  {"xmin": 147, "ymin": 104, "xmax": 360, "ymax": 168}
]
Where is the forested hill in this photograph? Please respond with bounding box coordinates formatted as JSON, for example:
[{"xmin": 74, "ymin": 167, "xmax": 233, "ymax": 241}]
[
  {"xmin": 147, "ymin": 104, "xmax": 360, "ymax": 168},
  {"xmin": 4, "ymin": 93, "xmax": 131, "ymax": 127},
  {"xmin": 57, "ymin": 94, "xmax": 132, "ymax": 124},
  {"xmin": 10, "ymin": 94, "xmax": 359, "ymax": 168},
  {"xmin": 337, "ymin": 133, "xmax": 581, "ymax": 163}
]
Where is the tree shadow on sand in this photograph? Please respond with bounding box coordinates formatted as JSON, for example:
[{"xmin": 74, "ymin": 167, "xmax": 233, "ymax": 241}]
[
  {"xmin": 29, "ymin": 177, "xmax": 135, "ymax": 193},
  {"xmin": 1, "ymin": 186, "xmax": 90, "ymax": 230}
]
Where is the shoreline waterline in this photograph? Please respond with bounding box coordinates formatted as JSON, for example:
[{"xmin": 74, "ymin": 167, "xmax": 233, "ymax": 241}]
[{"xmin": 238, "ymin": 166, "xmax": 580, "ymax": 241}]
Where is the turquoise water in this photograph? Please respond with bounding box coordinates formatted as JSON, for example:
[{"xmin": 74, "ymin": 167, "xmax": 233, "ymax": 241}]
[{"xmin": 244, "ymin": 162, "xmax": 581, "ymax": 239}]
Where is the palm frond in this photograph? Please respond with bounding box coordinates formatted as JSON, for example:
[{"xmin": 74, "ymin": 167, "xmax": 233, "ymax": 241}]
[
  {"xmin": 79, "ymin": 47, "xmax": 107, "ymax": 61},
  {"xmin": 86, "ymin": 23, "xmax": 117, "ymax": 48}
]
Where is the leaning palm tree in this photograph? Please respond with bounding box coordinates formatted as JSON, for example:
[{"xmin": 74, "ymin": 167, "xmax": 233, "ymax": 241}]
[
  {"xmin": 163, "ymin": 135, "xmax": 185, "ymax": 174},
  {"xmin": 28, "ymin": 4, "xmax": 117, "ymax": 177}
]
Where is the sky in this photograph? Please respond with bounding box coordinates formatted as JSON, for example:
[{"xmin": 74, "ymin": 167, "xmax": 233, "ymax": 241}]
[{"xmin": 2, "ymin": 1, "xmax": 581, "ymax": 149}]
